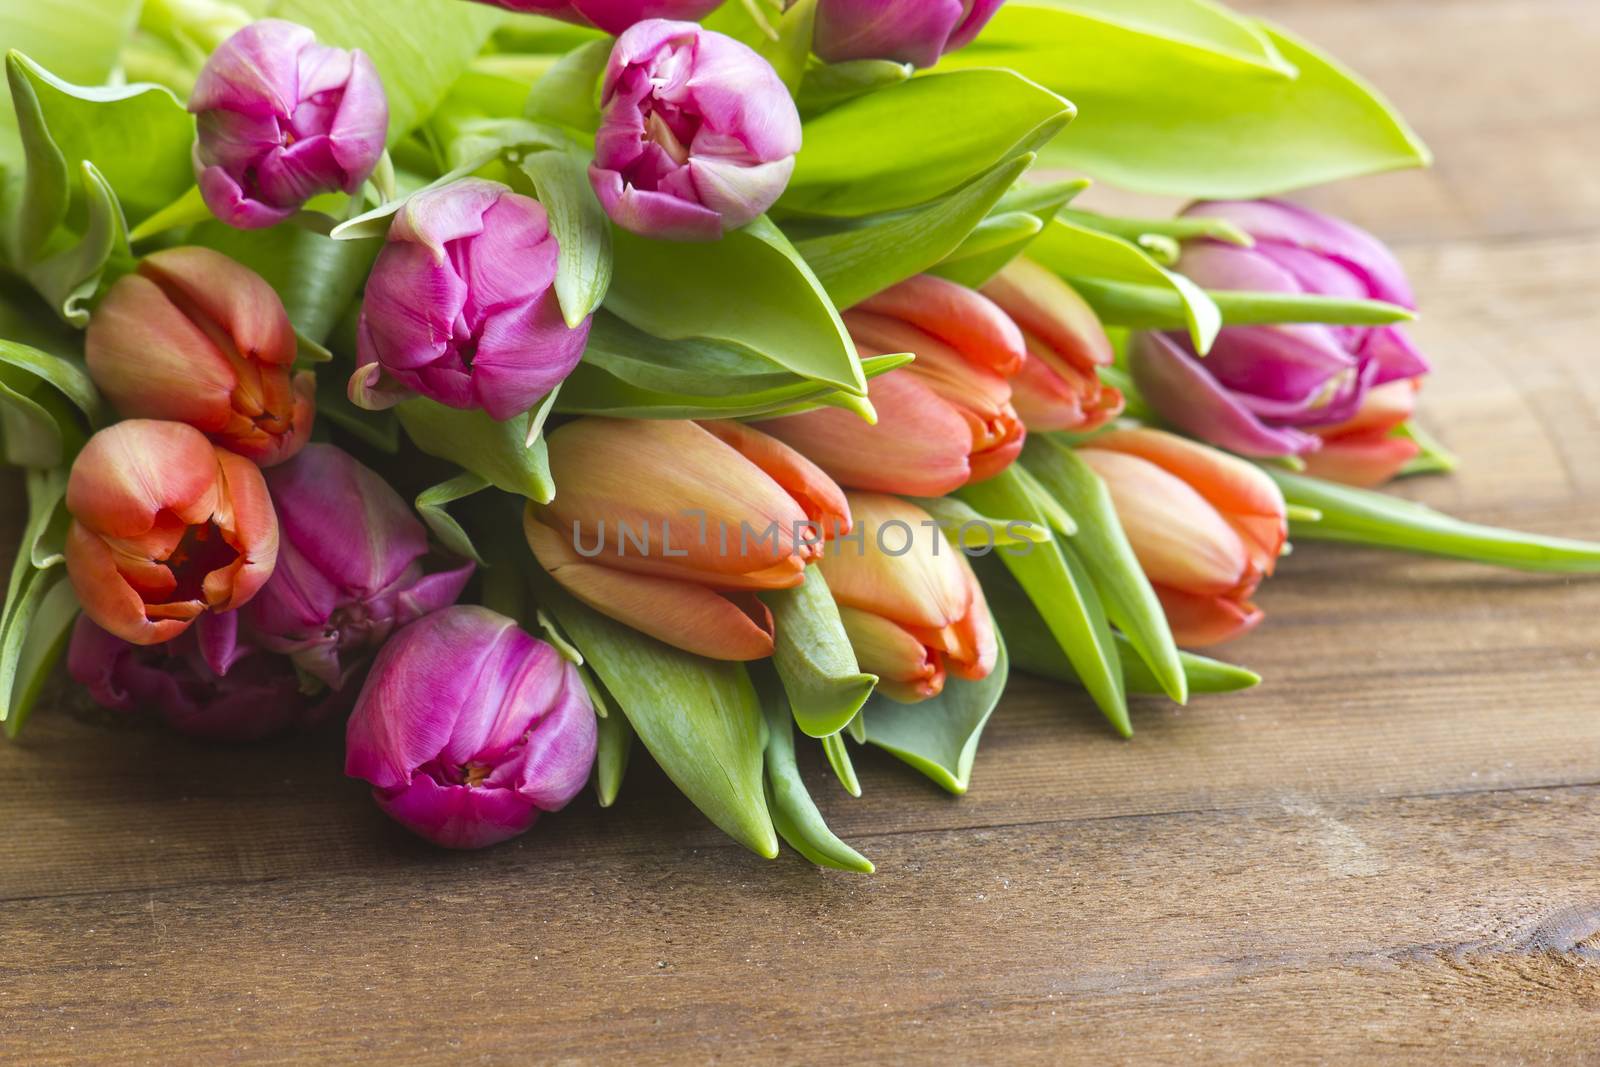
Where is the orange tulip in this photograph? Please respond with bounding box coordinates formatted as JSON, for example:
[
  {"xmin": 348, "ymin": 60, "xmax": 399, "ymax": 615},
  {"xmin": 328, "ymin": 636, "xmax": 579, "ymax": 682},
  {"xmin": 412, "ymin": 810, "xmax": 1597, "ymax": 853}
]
[
  {"xmin": 757, "ymin": 274, "xmax": 1026, "ymax": 495},
  {"xmin": 816, "ymin": 493, "xmax": 997, "ymax": 702},
  {"xmin": 981, "ymin": 257, "xmax": 1124, "ymax": 432},
  {"xmin": 1076, "ymin": 428, "xmax": 1286, "ymax": 647},
  {"xmin": 1301, "ymin": 379, "xmax": 1422, "ymax": 488},
  {"xmin": 524, "ymin": 418, "xmax": 851, "ymax": 661},
  {"xmin": 65, "ymin": 420, "xmax": 280, "ymax": 645},
  {"xmin": 86, "ymin": 247, "xmax": 313, "ymax": 466}
]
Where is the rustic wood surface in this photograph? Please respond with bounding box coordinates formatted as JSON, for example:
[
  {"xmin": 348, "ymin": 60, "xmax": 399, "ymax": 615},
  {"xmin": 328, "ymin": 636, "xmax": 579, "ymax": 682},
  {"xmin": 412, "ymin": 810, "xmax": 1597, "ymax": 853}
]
[{"xmin": 4, "ymin": 1, "xmax": 1599, "ymax": 1062}]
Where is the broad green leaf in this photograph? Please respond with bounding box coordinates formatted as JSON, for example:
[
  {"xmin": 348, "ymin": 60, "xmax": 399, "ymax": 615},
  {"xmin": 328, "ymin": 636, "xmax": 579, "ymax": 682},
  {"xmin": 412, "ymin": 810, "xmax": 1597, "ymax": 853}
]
[
  {"xmin": 516, "ymin": 148, "xmax": 612, "ymax": 327},
  {"xmin": 1028, "ymin": 215, "xmax": 1221, "ymax": 354},
  {"xmin": 269, "ymin": 0, "xmax": 503, "ymax": 146},
  {"xmin": 1022, "ymin": 436, "xmax": 1186, "ymax": 703},
  {"xmin": 25, "ymin": 160, "xmax": 129, "ymax": 326},
  {"xmin": 1072, "ymin": 278, "xmax": 1415, "ymax": 330},
  {"xmin": 1269, "ymin": 468, "xmax": 1600, "ymax": 572},
  {"xmin": 931, "ymin": 178, "xmax": 1092, "ymax": 288},
  {"xmin": 760, "ymin": 568, "xmax": 876, "ymax": 739},
  {"xmin": 1042, "ymin": 0, "xmax": 1290, "ymax": 69},
  {"xmin": 797, "ymin": 58, "xmax": 911, "ymax": 116},
  {"xmin": 191, "ymin": 221, "xmax": 379, "ymax": 343},
  {"xmin": 415, "ymin": 473, "xmax": 492, "ymax": 566},
  {"xmin": 757, "ymin": 669, "xmax": 873, "ymax": 873},
  {"xmin": 862, "ymin": 631, "xmax": 1009, "ymax": 795},
  {"xmin": 0, "ymin": 0, "xmax": 141, "ymax": 162},
  {"xmin": 524, "ymin": 38, "xmax": 609, "ymax": 134},
  {"xmin": 1, "ymin": 468, "xmax": 71, "ymax": 731},
  {"xmin": 983, "ymin": 558, "xmax": 1259, "ymax": 695},
  {"xmin": 537, "ymin": 581, "xmax": 777, "ymax": 858},
  {"xmin": 396, "ymin": 397, "xmax": 556, "ymax": 503},
  {"xmin": 782, "ymin": 68, "xmax": 1074, "ymax": 218},
  {"xmin": 605, "ymin": 216, "xmax": 867, "ymax": 400},
  {"xmin": 959, "ymin": 467, "xmax": 1129, "ymax": 735},
  {"xmin": 0, "ymin": 334, "xmax": 100, "ymax": 427},
  {"xmin": 944, "ymin": 7, "xmax": 1428, "ymax": 197},
  {"xmin": 792, "ymin": 153, "xmax": 1032, "ymax": 309}
]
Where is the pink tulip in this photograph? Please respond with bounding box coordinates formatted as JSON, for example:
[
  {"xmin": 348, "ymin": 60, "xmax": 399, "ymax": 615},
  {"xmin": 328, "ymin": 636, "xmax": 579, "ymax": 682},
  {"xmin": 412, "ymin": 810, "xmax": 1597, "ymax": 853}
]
[
  {"xmin": 469, "ymin": 0, "xmax": 720, "ymax": 33},
  {"xmin": 1077, "ymin": 428, "xmax": 1287, "ymax": 647},
  {"xmin": 813, "ymin": 0, "xmax": 1005, "ymax": 68},
  {"xmin": 190, "ymin": 19, "xmax": 387, "ymax": 228},
  {"xmin": 817, "ymin": 493, "xmax": 997, "ymax": 702},
  {"xmin": 589, "ymin": 20, "xmax": 802, "ymax": 240},
  {"xmin": 86, "ymin": 247, "xmax": 313, "ymax": 467},
  {"xmin": 525, "ymin": 418, "xmax": 851, "ymax": 660},
  {"xmin": 245, "ymin": 444, "xmax": 474, "ymax": 689},
  {"xmin": 757, "ymin": 274, "xmax": 1027, "ymax": 495},
  {"xmin": 353, "ymin": 179, "xmax": 591, "ymax": 421},
  {"xmin": 345, "ymin": 606, "xmax": 597, "ymax": 849},
  {"xmin": 65, "ymin": 420, "xmax": 279, "ymax": 646},
  {"xmin": 981, "ymin": 257, "xmax": 1124, "ymax": 433}
]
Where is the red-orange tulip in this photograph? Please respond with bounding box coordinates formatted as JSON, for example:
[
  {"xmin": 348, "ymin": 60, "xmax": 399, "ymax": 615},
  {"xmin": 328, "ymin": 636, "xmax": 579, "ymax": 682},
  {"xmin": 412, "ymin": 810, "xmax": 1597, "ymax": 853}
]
[
  {"xmin": 757, "ymin": 274, "xmax": 1027, "ymax": 496},
  {"xmin": 65, "ymin": 420, "xmax": 280, "ymax": 645},
  {"xmin": 1077, "ymin": 428, "xmax": 1286, "ymax": 647},
  {"xmin": 1301, "ymin": 379, "xmax": 1422, "ymax": 488},
  {"xmin": 525, "ymin": 418, "xmax": 851, "ymax": 661},
  {"xmin": 982, "ymin": 258, "xmax": 1124, "ymax": 433},
  {"xmin": 86, "ymin": 247, "xmax": 313, "ymax": 466},
  {"xmin": 816, "ymin": 493, "xmax": 997, "ymax": 702}
]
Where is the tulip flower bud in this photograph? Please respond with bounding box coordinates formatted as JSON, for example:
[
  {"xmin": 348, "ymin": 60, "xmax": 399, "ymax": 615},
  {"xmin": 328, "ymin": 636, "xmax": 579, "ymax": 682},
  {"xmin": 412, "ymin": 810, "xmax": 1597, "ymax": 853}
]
[
  {"xmin": 757, "ymin": 274, "xmax": 1027, "ymax": 496},
  {"xmin": 1131, "ymin": 199, "xmax": 1429, "ymax": 486},
  {"xmin": 245, "ymin": 444, "xmax": 474, "ymax": 689},
  {"xmin": 813, "ymin": 0, "xmax": 1004, "ymax": 68},
  {"xmin": 65, "ymin": 420, "xmax": 279, "ymax": 646},
  {"xmin": 67, "ymin": 612, "xmax": 329, "ymax": 742},
  {"xmin": 345, "ymin": 606, "xmax": 597, "ymax": 849},
  {"xmin": 86, "ymin": 247, "xmax": 313, "ymax": 467},
  {"xmin": 524, "ymin": 418, "xmax": 851, "ymax": 661},
  {"xmin": 353, "ymin": 179, "xmax": 590, "ymax": 421},
  {"xmin": 469, "ymin": 0, "xmax": 721, "ymax": 33},
  {"xmin": 816, "ymin": 493, "xmax": 997, "ymax": 703},
  {"xmin": 190, "ymin": 19, "xmax": 388, "ymax": 228},
  {"xmin": 981, "ymin": 258, "xmax": 1124, "ymax": 433},
  {"xmin": 589, "ymin": 20, "xmax": 802, "ymax": 241},
  {"xmin": 1076, "ymin": 428, "xmax": 1287, "ymax": 647}
]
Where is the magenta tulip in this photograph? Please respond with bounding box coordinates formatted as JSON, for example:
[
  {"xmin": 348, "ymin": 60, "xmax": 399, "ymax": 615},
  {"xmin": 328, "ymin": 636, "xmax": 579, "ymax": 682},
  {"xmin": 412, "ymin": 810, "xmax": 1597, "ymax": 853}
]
[
  {"xmin": 345, "ymin": 606, "xmax": 598, "ymax": 849},
  {"xmin": 813, "ymin": 0, "xmax": 1005, "ymax": 68},
  {"xmin": 352, "ymin": 178, "xmax": 591, "ymax": 421},
  {"xmin": 67, "ymin": 612, "xmax": 331, "ymax": 743},
  {"xmin": 589, "ymin": 20, "xmax": 802, "ymax": 241},
  {"xmin": 1131, "ymin": 199, "xmax": 1430, "ymax": 484},
  {"xmin": 244, "ymin": 444, "xmax": 473, "ymax": 689},
  {"xmin": 469, "ymin": 0, "xmax": 720, "ymax": 33},
  {"xmin": 190, "ymin": 19, "xmax": 388, "ymax": 229}
]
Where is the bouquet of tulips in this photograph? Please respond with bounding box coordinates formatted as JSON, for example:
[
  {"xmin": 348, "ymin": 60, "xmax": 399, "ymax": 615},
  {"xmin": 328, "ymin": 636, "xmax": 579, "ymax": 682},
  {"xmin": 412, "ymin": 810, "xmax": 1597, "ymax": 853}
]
[{"xmin": 5, "ymin": 0, "xmax": 1597, "ymax": 867}]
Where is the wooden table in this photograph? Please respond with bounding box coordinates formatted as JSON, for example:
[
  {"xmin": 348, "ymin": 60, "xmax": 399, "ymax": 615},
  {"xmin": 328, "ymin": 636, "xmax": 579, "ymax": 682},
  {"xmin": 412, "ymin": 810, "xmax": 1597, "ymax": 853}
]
[{"xmin": 4, "ymin": 1, "xmax": 1599, "ymax": 1062}]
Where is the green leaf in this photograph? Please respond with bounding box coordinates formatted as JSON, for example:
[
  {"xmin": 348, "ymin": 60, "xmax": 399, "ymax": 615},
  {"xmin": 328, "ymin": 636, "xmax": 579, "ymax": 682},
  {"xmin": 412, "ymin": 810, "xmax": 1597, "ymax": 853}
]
[
  {"xmin": 593, "ymin": 681, "xmax": 633, "ymax": 808},
  {"xmin": 396, "ymin": 395, "xmax": 556, "ymax": 503},
  {"xmin": 1060, "ymin": 208, "xmax": 1252, "ymax": 248},
  {"xmin": 1028, "ymin": 215, "xmax": 1221, "ymax": 354},
  {"xmin": 862, "ymin": 631, "xmax": 1009, "ymax": 795},
  {"xmin": 958, "ymin": 467, "xmax": 1129, "ymax": 735},
  {"xmin": 759, "ymin": 568, "xmax": 876, "ymax": 740},
  {"xmin": 524, "ymin": 38, "xmax": 609, "ymax": 134},
  {"xmin": 315, "ymin": 372, "xmax": 400, "ymax": 452},
  {"xmin": 756, "ymin": 669, "xmax": 873, "ymax": 873},
  {"xmin": 536, "ymin": 580, "xmax": 777, "ymax": 858},
  {"xmin": 1268, "ymin": 467, "xmax": 1600, "ymax": 572},
  {"xmin": 796, "ymin": 58, "xmax": 911, "ymax": 117},
  {"xmin": 415, "ymin": 473, "xmax": 491, "ymax": 566},
  {"xmin": 931, "ymin": 178, "xmax": 1092, "ymax": 289},
  {"xmin": 1021, "ymin": 436, "xmax": 1186, "ymax": 703},
  {"xmin": 605, "ymin": 215, "xmax": 867, "ymax": 401},
  {"xmin": 820, "ymin": 731, "xmax": 860, "ymax": 798},
  {"xmin": 1395, "ymin": 419, "xmax": 1458, "ymax": 477},
  {"xmin": 905, "ymin": 494, "xmax": 1053, "ymax": 551},
  {"xmin": 515, "ymin": 148, "xmax": 612, "ymax": 327},
  {"xmin": 944, "ymin": 6, "xmax": 1429, "ymax": 197},
  {"xmin": 1, "ymin": 468, "xmax": 72, "ymax": 732},
  {"xmin": 0, "ymin": 0, "xmax": 141, "ymax": 162},
  {"xmin": 1072, "ymin": 278, "xmax": 1415, "ymax": 330},
  {"xmin": 191, "ymin": 221, "xmax": 380, "ymax": 343},
  {"xmin": 791, "ymin": 152, "xmax": 1033, "ymax": 310},
  {"xmin": 4, "ymin": 574, "xmax": 77, "ymax": 738},
  {"xmin": 702, "ymin": 0, "xmax": 816, "ymax": 93},
  {"xmin": 0, "ymin": 332, "xmax": 100, "ymax": 428},
  {"xmin": 268, "ymin": 0, "xmax": 503, "ymax": 147},
  {"xmin": 782, "ymin": 68, "xmax": 1074, "ymax": 218}
]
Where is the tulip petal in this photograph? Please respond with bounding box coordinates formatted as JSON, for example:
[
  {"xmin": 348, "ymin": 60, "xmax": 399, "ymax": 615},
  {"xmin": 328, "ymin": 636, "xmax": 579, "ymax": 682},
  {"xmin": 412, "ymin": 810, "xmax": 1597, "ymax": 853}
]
[
  {"xmin": 837, "ymin": 605, "xmax": 945, "ymax": 701},
  {"xmin": 818, "ymin": 493, "xmax": 973, "ymax": 631},
  {"xmin": 699, "ymin": 420, "xmax": 851, "ymax": 538},
  {"xmin": 1301, "ymin": 431, "xmax": 1420, "ymax": 488},
  {"xmin": 855, "ymin": 274, "xmax": 1025, "ymax": 377},
  {"xmin": 1155, "ymin": 584, "xmax": 1264, "ymax": 647}
]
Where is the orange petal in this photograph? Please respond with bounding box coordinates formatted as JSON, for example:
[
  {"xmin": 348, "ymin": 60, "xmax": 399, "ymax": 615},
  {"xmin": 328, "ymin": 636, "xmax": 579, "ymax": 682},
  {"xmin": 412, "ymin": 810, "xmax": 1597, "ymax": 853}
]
[
  {"xmin": 981, "ymin": 258, "xmax": 1114, "ymax": 371},
  {"xmin": 837, "ymin": 605, "xmax": 945, "ymax": 702},
  {"xmin": 854, "ymin": 274, "xmax": 1025, "ymax": 377},
  {"xmin": 1077, "ymin": 449, "xmax": 1249, "ymax": 595},
  {"xmin": 1301, "ymin": 431, "xmax": 1420, "ymax": 488},
  {"xmin": 756, "ymin": 371, "xmax": 975, "ymax": 496},
  {"xmin": 818, "ymin": 493, "xmax": 974, "ymax": 632},
  {"xmin": 526, "ymin": 515, "xmax": 775, "ymax": 660},
  {"xmin": 139, "ymin": 247, "xmax": 297, "ymax": 368},
  {"xmin": 64, "ymin": 521, "xmax": 194, "ymax": 645},
  {"xmin": 847, "ymin": 310, "xmax": 1015, "ymax": 419},
  {"xmin": 1155, "ymin": 584, "xmax": 1263, "ymax": 647},
  {"xmin": 211, "ymin": 446, "xmax": 279, "ymax": 609},
  {"xmin": 1010, "ymin": 334, "xmax": 1125, "ymax": 432},
  {"xmin": 65, "ymin": 421, "xmax": 222, "ymax": 539},
  {"xmin": 1312, "ymin": 378, "xmax": 1419, "ymax": 440},
  {"xmin": 698, "ymin": 419, "xmax": 851, "ymax": 543}
]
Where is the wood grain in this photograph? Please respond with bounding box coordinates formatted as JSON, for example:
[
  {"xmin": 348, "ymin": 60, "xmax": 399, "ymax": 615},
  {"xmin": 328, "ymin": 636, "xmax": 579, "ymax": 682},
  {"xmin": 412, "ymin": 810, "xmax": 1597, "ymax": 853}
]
[{"xmin": 3, "ymin": 1, "xmax": 1599, "ymax": 1063}]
